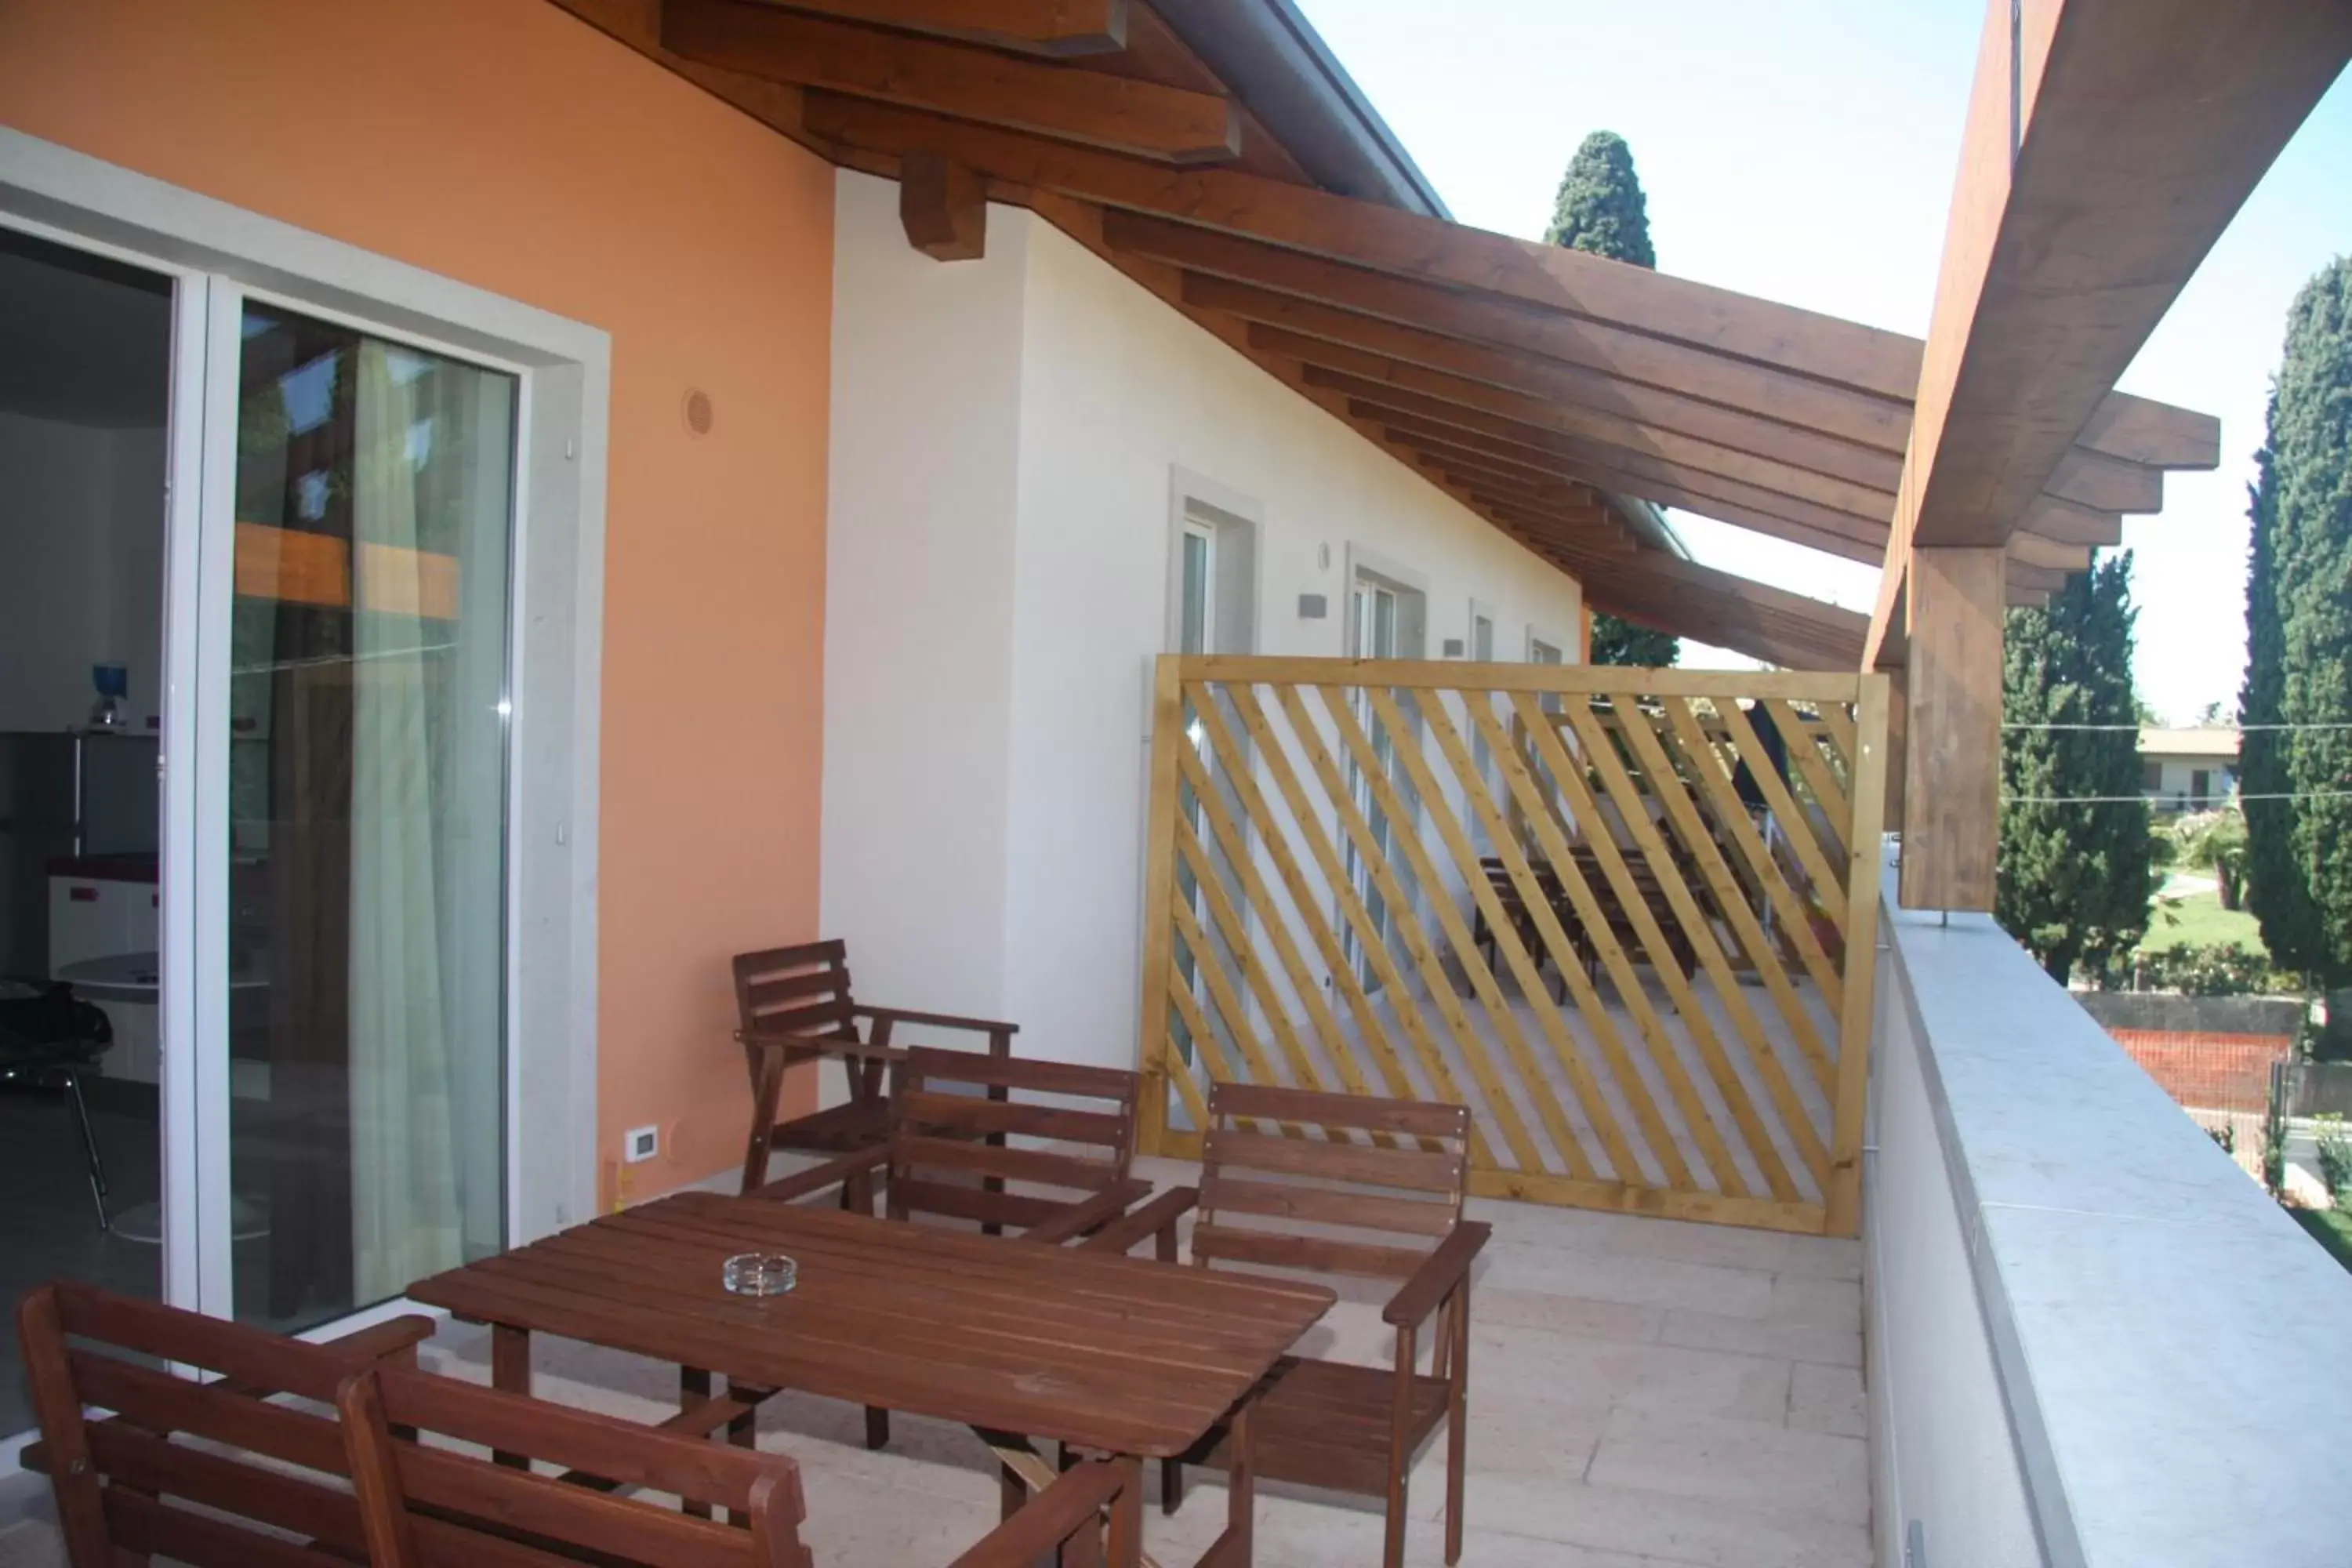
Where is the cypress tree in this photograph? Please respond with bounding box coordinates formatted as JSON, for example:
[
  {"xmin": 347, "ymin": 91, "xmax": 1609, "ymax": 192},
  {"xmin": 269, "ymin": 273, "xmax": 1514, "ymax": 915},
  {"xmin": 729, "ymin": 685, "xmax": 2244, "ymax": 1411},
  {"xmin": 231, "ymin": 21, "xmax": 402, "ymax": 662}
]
[
  {"xmin": 1548, "ymin": 131, "xmax": 1673, "ymax": 663},
  {"xmin": 2242, "ymin": 256, "xmax": 2352, "ymax": 989},
  {"xmin": 1545, "ymin": 131, "xmax": 1657, "ymax": 267},
  {"xmin": 1997, "ymin": 555, "xmax": 2153, "ymax": 982}
]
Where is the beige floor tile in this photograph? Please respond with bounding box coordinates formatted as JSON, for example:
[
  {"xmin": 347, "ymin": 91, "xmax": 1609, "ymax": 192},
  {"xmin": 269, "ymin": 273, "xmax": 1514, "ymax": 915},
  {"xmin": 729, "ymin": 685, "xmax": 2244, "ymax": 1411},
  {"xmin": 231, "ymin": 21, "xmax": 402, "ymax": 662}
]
[
  {"xmin": 1788, "ymin": 1361, "xmax": 1868, "ymax": 1438},
  {"xmin": 1476, "ymin": 1283, "xmax": 1664, "ymax": 1344},
  {"xmin": 1479, "ymin": 1240, "xmax": 1775, "ymax": 1318},
  {"xmin": 1585, "ymin": 1406, "xmax": 1869, "ymax": 1526},
  {"xmin": 1657, "ymin": 1303, "xmax": 1864, "ymax": 1368},
  {"xmin": 1763, "ymin": 1273, "xmax": 1863, "ymax": 1334},
  {"xmin": 1457, "ymin": 1472, "xmax": 1872, "ymax": 1568}
]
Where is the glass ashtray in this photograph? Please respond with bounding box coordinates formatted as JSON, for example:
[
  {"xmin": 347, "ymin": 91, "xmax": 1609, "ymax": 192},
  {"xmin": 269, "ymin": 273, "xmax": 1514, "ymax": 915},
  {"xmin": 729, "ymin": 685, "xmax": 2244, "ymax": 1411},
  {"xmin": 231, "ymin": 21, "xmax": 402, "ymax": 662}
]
[{"xmin": 722, "ymin": 1252, "xmax": 797, "ymax": 1297}]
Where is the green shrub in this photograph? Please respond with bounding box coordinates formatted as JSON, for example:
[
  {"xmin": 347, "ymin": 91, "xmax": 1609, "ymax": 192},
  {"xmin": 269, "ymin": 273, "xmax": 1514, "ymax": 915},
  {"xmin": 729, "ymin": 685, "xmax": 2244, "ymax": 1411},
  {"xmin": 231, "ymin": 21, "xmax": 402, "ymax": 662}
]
[
  {"xmin": 2263, "ymin": 1091, "xmax": 2292, "ymax": 1199},
  {"xmin": 2316, "ymin": 1115, "xmax": 2352, "ymax": 1202},
  {"xmin": 2138, "ymin": 941, "xmax": 2278, "ymax": 996}
]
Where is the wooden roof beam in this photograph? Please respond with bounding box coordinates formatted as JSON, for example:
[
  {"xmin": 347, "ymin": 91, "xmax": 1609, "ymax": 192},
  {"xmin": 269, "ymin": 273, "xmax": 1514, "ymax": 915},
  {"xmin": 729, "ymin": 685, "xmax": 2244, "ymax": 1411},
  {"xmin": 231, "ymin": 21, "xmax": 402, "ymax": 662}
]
[
  {"xmin": 751, "ymin": 0, "xmax": 1130, "ymax": 56},
  {"xmin": 665, "ymin": 1, "xmax": 1240, "ymax": 162},
  {"xmin": 1874, "ymin": 0, "xmax": 2349, "ymax": 912}
]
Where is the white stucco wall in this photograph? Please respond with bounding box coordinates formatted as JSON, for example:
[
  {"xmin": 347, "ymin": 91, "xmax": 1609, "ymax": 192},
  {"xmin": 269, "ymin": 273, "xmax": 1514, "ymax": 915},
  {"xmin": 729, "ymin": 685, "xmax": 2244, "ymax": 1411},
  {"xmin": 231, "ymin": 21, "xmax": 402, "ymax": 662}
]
[
  {"xmin": 820, "ymin": 179, "xmax": 1030, "ymax": 1019},
  {"xmin": 822, "ymin": 170, "xmax": 1586, "ymax": 1069}
]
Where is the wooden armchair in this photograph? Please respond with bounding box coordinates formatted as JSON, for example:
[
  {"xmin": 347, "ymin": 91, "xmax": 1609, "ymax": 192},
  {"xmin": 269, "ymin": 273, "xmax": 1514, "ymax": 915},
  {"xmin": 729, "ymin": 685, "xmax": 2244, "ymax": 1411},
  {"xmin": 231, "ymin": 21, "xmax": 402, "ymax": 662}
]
[
  {"xmin": 336, "ymin": 1361, "xmax": 1141, "ymax": 1568},
  {"xmin": 14, "ymin": 1281, "xmax": 437, "ymax": 1567},
  {"xmin": 1089, "ymin": 1082, "xmax": 1489, "ymax": 1568},
  {"xmin": 752, "ymin": 1045, "xmax": 1185, "ymax": 1453},
  {"xmin": 733, "ymin": 939, "xmax": 1018, "ymax": 1195}
]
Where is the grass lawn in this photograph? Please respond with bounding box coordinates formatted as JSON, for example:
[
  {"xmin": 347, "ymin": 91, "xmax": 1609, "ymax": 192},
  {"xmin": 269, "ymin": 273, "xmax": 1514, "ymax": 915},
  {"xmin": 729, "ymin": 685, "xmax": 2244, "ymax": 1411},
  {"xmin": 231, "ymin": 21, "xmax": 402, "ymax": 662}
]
[
  {"xmin": 2291, "ymin": 1206, "xmax": 2352, "ymax": 1275},
  {"xmin": 2140, "ymin": 888, "xmax": 2267, "ymax": 955}
]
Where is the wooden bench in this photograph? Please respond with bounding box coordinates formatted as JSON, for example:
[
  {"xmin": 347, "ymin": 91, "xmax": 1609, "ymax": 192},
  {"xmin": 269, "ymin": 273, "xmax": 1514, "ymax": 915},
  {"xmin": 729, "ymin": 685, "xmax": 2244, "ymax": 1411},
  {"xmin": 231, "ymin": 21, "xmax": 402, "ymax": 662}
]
[
  {"xmin": 733, "ymin": 939, "xmax": 1018, "ymax": 1196},
  {"xmin": 14, "ymin": 1280, "xmax": 441, "ymax": 1566},
  {"xmin": 1090, "ymin": 1082, "xmax": 1489, "ymax": 1568},
  {"xmin": 338, "ymin": 1361, "xmax": 1140, "ymax": 1568}
]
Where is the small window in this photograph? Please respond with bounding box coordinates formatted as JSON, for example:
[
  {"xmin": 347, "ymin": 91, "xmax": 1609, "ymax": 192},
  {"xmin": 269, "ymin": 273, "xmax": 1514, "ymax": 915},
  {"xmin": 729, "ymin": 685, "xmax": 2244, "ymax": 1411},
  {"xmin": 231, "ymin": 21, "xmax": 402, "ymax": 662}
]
[
  {"xmin": 1470, "ymin": 602, "xmax": 1496, "ymax": 663},
  {"xmin": 1167, "ymin": 498, "xmax": 1256, "ymax": 655},
  {"xmin": 2142, "ymin": 761, "xmax": 2163, "ymax": 793},
  {"xmin": 1178, "ymin": 520, "xmax": 1214, "ymax": 657}
]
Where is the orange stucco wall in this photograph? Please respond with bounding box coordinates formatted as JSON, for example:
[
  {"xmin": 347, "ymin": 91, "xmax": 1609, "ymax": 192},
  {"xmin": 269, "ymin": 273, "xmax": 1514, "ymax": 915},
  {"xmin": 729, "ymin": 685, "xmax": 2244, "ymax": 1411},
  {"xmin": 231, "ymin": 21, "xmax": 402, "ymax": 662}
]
[{"xmin": 0, "ymin": 0, "xmax": 830, "ymax": 1204}]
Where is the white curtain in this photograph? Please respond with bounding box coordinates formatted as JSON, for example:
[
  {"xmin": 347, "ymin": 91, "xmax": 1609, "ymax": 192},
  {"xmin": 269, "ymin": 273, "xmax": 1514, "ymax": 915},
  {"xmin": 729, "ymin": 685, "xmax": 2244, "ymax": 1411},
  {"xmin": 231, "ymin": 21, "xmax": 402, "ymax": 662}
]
[{"xmin": 347, "ymin": 341, "xmax": 461, "ymax": 1301}]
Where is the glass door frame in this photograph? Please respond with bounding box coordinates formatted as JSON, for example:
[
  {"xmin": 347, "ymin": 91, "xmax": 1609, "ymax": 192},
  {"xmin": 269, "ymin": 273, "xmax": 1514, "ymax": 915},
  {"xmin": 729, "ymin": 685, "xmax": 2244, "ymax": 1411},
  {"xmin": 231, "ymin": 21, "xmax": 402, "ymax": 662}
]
[{"xmin": 0, "ymin": 127, "xmax": 609, "ymax": 1349}]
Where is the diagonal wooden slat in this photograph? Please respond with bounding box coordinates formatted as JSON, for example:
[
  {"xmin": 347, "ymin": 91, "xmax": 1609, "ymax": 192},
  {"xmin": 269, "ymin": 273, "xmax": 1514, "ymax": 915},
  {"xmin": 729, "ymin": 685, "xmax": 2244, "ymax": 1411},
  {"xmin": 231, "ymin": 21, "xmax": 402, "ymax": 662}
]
[
  {"xmin": 1766, "ymin": 699, "xmax": 1856, "ymax": 855},
  {"xmin": 1218, "ymin": 684, "xmax": 1501, "ymax": 1167},
  {"xmin": 1168, "ymin": 887, "xmax": 1308, "ymax": 1141},
  {"xmin": 1174, "ymin": 739, "xmax": 1399, "ymax": 1145},
  {"xmin": 1359, "ymin": 686, "xmax": 1614, "ymax": 1183},
  {"xmin": 1654, "ymin": 699, "xmax": 1846, "ymax": 1017},
  {"xmin": 1534, "ymin": 696, "xmax": 1826, "ymax": 1195},
  {"xmin": 1713, "ymin": 698, "xmax": 1850, "ymax": 935},
  {"xmin": 1135, "ymin": 655, "xmax": 1891, "ymax": 1239},
  {"xmin": 1410, "ymin": 691, "xmax": 1660, "ymax": 1185},
  {"xmin": 1539, "ymin": 695, "xmax": 1812, "ymax": 1201},
  {"xmin": 1268, "ymin": 683, "xmax": 1550, "ymax": 1173},
  {"xmin": 1172, "ymin": 822, "xmax": 1314, "ymax": 1135},
  {"xmin": 1506, "ymin": 695, "xmax": 1759, "ymax": 1200},
  {"xmin": 1646, "ymin": 699, "xmax": 1840, "ymax": 1093},
  {"xmin": 1184, "ymin": 693, "xmax": 1434, "ymax": 1150}
]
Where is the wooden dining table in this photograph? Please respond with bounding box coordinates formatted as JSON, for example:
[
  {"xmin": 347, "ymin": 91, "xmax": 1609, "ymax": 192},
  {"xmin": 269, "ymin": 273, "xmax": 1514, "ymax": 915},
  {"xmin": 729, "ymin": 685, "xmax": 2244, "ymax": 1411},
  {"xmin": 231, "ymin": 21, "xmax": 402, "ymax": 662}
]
[{"xmin": 405, "ymin": 1190, "xmax": 1334, "ymax": 1568}]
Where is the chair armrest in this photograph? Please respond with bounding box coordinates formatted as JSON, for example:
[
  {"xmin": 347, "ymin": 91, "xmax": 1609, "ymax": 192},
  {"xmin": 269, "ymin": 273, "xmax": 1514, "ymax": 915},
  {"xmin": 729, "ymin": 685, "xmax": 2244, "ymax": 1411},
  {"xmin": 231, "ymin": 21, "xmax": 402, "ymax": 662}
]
[
  {"xmin": 737, "ymin": 1028, "xmax": 904, "ymax": 1064},
  {"xmin": 854, "ymin": 1005, "xmax": 1021, "ymax": 1039},
  {"xmin": 746, "ymin": 1143, "xmax": 890, "ymax": 1203},
  {"xmin": 1076, "ymin": 1185, "xmax": 1197, "ymax": 1257},
  {"xmin": 1022, "ymin": 1179, "xmax": 1150, "ymax": 1247},
  {"xmin": 1382, "ymin": 1220, "xmax": 1491, "ymax": 1329},
  {"xmin": 946, "ymin": 1458, "xmax": 1131, "ymax": 1568},
  {"xmin": 318, "ymin": 1313, "xmax": 440, "ymax": 1363}
]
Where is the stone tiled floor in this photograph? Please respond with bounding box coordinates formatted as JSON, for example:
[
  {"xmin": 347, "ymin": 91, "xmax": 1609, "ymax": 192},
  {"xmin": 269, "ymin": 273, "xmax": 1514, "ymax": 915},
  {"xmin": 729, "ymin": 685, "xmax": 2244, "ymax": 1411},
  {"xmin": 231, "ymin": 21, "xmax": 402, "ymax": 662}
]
[{"xmin": 0, "ymin": 1156, "xmax": 1869, "ymax": 1568}]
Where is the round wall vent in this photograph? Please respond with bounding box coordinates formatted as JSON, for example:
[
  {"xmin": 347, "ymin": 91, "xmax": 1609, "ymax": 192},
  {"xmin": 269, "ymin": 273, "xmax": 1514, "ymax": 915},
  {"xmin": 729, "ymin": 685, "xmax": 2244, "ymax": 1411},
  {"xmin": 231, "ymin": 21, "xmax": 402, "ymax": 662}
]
[{"xmin": 682, "ymin": 388, "xmax": 714, "ymax": 437}]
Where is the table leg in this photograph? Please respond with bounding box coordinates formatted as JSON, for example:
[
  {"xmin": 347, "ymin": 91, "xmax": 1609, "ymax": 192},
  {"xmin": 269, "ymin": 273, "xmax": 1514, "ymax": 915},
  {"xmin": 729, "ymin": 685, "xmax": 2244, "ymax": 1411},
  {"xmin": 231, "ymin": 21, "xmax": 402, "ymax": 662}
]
[
  {"xmin": 1226, "ymin": 1399, "xmax": 1254, "ymax": 1566},
  {"xmin": 681, "ymin": 1368, "xmax": 713, "ymax": 1519},
  {"xmin": 491, "ymin": 1325, "xmax": 530, "ymax": 1469}
]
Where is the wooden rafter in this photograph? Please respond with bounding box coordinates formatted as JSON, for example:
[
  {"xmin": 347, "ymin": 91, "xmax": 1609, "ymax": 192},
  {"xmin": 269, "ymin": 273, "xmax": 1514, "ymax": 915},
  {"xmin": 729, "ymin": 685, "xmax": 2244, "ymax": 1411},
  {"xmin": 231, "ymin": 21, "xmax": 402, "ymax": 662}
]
[
  {"xmin": 665, "ymin": 0, "xmax": 1240, "ymax": 162},
  {"xmin": 741, "ymin": 0, "xmax": 1131, "ymax": 57},
  {"xmin": 539, "ymin": 0, "xmax": 2235, "ymax": 674}
]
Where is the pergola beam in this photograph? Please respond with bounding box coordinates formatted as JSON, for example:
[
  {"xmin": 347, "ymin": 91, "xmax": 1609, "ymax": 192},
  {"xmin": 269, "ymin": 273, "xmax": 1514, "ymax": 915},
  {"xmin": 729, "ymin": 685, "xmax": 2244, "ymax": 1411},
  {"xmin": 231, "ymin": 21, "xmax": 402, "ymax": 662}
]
[
  {"xmin": 666, "ymin": 1, "xmax": 1240, "ymax": 163},
  {"xmin": 1876, "ymin": 0, "xmax": 2350, "ymax": 909},
  {"xmin": 751, "ymin": 0, "xmax": 1131, "ymax": 56}
]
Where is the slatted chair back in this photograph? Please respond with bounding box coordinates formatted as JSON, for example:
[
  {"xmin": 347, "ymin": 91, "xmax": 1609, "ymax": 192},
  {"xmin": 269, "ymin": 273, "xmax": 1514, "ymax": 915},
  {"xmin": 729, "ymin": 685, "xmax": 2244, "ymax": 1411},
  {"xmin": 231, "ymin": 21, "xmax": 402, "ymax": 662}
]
[
  {"xmin": 1195, "ymin": 1082, "xmax": 1474, "ymax": 1281},
  {"xmin": 733, "ymin": 939, "xmax": 859, "ymax": 1047},
  {"xmin": 339, "ymin": 1364, "xmax": 813, "ymax": 1568},
  {"xmin": 887, "ymin": 1046, "xmax": 1142, "ymax": 1234},
  {"xmin": 15, "ymin": 1280, "xmax": 431, "ymax": 1568}
]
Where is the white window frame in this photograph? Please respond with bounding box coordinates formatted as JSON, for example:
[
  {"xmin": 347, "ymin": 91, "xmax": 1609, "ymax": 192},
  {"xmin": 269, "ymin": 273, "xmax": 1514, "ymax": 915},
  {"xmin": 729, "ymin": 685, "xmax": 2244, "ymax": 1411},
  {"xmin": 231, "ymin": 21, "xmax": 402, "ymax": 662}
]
[{"xmin": 0, "ymin": 129, "xmax": 609, "ymax": 1327}]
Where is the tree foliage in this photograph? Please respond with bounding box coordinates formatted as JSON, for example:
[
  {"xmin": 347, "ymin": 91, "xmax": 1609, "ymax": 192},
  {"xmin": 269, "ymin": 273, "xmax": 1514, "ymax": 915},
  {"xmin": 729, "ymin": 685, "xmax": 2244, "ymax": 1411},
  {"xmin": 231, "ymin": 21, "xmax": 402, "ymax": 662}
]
[
  {"xmin": 1588, "ymin": 615, "xmax": 1680, "ymax": 668},
  {"xmin": 2242, "ymin": 256, "xmax": 2352, "ymax": 988},
  {"xmin": 1547, "ymin": 130, "xmax": 1672, "ymax": 665},
  {"xmin": 1997, "ymin": 555, "xmax": 2154, "ymax": 982},
  {"xmin": 1544, "ymin": 130, "xmax": 1657, "ymax": 268}
]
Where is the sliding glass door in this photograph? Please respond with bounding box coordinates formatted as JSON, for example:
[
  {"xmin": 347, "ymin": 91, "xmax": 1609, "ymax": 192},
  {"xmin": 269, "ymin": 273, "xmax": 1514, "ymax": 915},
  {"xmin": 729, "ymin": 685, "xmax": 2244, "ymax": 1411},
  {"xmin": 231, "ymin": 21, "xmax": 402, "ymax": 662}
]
[{"xmin": 220, "ymin": 298, "xmax": 514, "ymax": 1328}]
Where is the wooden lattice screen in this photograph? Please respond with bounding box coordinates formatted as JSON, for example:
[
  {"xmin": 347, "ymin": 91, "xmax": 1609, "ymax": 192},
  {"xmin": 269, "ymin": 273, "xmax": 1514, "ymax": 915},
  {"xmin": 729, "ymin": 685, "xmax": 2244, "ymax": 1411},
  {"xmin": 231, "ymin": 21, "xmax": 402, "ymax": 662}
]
[{"xmin": 1136, "ymin": 655, "xmax": 1890, "ymax": 1237}]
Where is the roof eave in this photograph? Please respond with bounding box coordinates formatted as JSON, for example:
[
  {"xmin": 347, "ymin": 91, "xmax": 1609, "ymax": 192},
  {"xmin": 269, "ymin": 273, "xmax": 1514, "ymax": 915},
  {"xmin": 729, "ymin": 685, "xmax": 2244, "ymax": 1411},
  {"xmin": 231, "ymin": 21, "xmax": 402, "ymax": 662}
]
[{"xmin": 1153, "ymin": 0, "xmax": 1450, "ymax": 218}]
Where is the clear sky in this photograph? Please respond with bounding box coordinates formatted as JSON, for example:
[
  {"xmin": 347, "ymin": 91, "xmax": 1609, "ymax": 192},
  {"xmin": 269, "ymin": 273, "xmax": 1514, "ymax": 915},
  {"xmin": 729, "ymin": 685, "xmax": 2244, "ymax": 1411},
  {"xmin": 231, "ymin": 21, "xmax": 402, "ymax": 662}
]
[{"xmin": 1294, "ymin": 0, "xmax": 2352, "ymax": 720}]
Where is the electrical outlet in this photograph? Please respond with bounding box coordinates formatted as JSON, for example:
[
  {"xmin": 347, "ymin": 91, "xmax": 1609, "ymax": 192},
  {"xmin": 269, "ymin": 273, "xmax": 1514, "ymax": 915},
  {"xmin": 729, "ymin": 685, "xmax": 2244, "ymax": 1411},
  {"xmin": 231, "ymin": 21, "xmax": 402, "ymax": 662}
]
[{"xmin": 624, "ymin": 1125, "xmax": 659, "ymax": 1163}]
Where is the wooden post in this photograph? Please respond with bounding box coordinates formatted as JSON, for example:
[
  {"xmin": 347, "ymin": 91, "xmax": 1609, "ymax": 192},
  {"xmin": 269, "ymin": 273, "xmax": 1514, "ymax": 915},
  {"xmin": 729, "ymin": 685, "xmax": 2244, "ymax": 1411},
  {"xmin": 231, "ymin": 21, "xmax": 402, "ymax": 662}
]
[
  {"xmin": 1900, "ymin": 547, "xmax": 2005, "ymax": 912},
  {"xmin": 1133, "ymin": 655, "xmax": 1185, "ymax": 1156},
  {"xmin": 1825, "ymin": 674, "xmax": 1891, "ymax": 1237}
]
